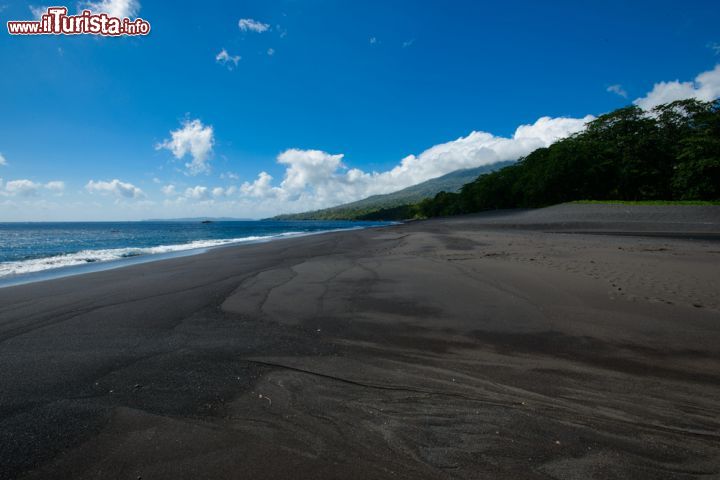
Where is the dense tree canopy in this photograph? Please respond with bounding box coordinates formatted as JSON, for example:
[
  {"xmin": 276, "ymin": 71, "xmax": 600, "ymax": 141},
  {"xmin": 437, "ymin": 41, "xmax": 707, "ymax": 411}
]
[{"xmin": 414, "ymin": 99, "xmax": 720, "ymax": 218}]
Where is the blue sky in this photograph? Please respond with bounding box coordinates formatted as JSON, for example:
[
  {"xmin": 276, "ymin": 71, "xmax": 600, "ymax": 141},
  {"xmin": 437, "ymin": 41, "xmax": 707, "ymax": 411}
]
[{"xmin": 1, "ymin": 0, "xmax": 719, "ymax": 220}]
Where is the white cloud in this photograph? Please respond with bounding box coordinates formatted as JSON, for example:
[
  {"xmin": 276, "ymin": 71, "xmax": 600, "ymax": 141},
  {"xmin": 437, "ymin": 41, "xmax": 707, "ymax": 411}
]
[
  {"xmin": 513, "ymin": 116, "xmax": 593, "ymax": 145},
  {"xmin": 156, "ymin": 119, "xmax": 215, "ymax": 175},
  {"xmin": 380, "ymin": 115, "xmax": 591, "ymax": 188},
  {"xmin": 45, "ymin": 181, "xmax": 65, "ymax": 192},
  {"xmin": 80, "ymin": 0, "xmax": 140, "ymax": 18},
  {"xmin": 86, "ymin": 179, "xmax": 144, "ymax": 199},
  {"xmin": 238, "ymin": 18, "xmax": 269, "ymax": 33},
  {"xmin": 29, "ymin": 5, "xmax": 50, "ymax": 19},
  {"xmin": 216, "ymin": 49, "xmax": 241, "ymax": 69},
  {"xmin": 211, "ymin": 186, "xmax": 236, "ymax": 198},
  {"xmin": 278, "ymin": 149, "xmax": 344, "ymax": 195},
  {"xmin": 607, "ymin": 84, "xmax": 627, "ymax": 98},
  {"xmin": 234, "ymin": 115, "xmax": 592, "ymax": 213},
  {"xmin": 161, "ymin": 184, "xmax": 176, "ymax": 196},
  {"xmin": 369, "ymin": 37, "xmax": 377, "ymax": 45},
  {"xmin": 402, "ymin": 39, "xmax": 415, "ymax": 48},
  {"xmin": 267, "ymin": 48, "xmax": 275, "ymax": 56},
  {"xmin": 184, "ymin": 186, "xmax": 209, "ymax": 200},
  {"xmin": 3, "ymin": 179, "xmax": 41, "ymax": 196},
  {"xmin": 634, "ymin": 64, "xmax": 720, "ymax": 110},
  {"xmin": 0, "ymin": 179, "xmax": 65, "ymax": 197},
  {"xmin": 0, "ymin": 153, "xmax": 7, "ymax": 166},
  {"xmin": 32, "ymin": 1, "xmax": 139, "ymax": 20},
  {"xmin": 708, "ymin": 43, "xmax": 720, "ymax": 55},
  {"xmin": 241, "ymin": 171, "xmax": 276, "ymax": 198}
]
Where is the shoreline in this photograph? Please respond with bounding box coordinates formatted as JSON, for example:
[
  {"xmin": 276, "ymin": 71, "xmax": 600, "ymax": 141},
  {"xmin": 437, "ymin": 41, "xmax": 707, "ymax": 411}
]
[
  {"xmin": 0, "ymin": 223, "xmax": 389, "ymax": 289},
  {"xmin": 1, "ymin": 205, "xmax": 719, "ymax": 479}
]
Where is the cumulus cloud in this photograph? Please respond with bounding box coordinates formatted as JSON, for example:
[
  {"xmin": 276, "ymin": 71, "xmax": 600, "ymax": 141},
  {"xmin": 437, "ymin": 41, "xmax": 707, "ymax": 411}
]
[
  {"xmin": 86, "ymin": 179, "xmax": 144, "ymax": 199},
  {"xmin": 161, "ymin": 184, "xmax": 176, "ymax": 196},
  {"xmin": 159, "ymin": 184, "xmax": 239, "ymax": 204},
  {"xmin": 212, "ymin": 186, "xmax": 236, "ymax": 197},
  {"xmin": 3, "ymin": 179, "xmax": 41, "ymax": 196},
  {"xmin": 369, "ymin": 37, "xmax": 377, "ymax": 45},
  {"xmin": 80, "ymin": 0, "xmax": 140, "ymax": 18},
  {"xmin": 607, "ymin": 84, "xmax": 627, "ymax": 98},
  {"xmin": 373, "ymin": 115, "xmax": 592, "ymax": 188},
  {"xmin": 402, "ymin": 39, "xmax": 415, "ymax": 48},
  {"xmin": 238, "ymin": 18, "xmax": 269, "ymax": 33},
  {"xmin": 156, "ymin": 119, "xmax": 215, "ymax": 175},
  {"xmin": 216, "ymin": 49, "xmax": 241, "ymax": 69},
  {"xmin": 634, "ymin": 64, "xmax": 720, "ymax": 110},
  {"xmin": 278, "ymin": 150, "xmax": 345, "ymax": 195},
  {"xmin": 0, "ymin": 153, "xmax": 6, "ymax": 166},
  {"xmin": 267, "ymin": 48, "xmax": 275, "ymax": 56},
  {"xmin": 45, "ymin": 181, "xmax": 65, "ymax": 192},
  {"xmin": 241, "ymin": 171, "xmax": 276, "ymax": 198},
  {"xmin": 184, "ymin": 185, "xmax": 210, "ymax": 200},
  {"xmin": 0, "ymin": 179, "xmax": 65, "ymax": 197},
  {"xmin": 233, "ymin": 115, "xmax": 592, "ymax": 213}
]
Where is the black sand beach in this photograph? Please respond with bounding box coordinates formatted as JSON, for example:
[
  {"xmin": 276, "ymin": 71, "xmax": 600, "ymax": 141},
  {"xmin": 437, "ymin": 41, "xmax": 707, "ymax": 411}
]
[{"xmin": 1, "ymin": 204, "xmax": 719, "ymax": 479}]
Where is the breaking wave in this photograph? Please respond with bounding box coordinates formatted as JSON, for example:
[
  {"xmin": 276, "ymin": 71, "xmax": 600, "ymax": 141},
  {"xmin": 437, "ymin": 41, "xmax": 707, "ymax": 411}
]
[{"xmin": 0, "ymin": 232, "xmax": 303, "ymax": 278}]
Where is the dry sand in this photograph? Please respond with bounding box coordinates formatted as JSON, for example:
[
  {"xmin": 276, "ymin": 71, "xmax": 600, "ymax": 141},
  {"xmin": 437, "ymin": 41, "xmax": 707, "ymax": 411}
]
[{"xmin": 1, "ymin": 204, "xmax": 719, "ymax": 479}]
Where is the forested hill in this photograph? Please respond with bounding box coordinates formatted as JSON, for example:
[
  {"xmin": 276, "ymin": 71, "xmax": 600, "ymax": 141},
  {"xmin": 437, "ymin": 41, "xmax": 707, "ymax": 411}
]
[
  {"xmin": 272, "ymin": 161, "xmax": 512, "ymax": 220},
  {"xmin": 375, "ymin": 99, "xmax": 719, "ymax": 220}
]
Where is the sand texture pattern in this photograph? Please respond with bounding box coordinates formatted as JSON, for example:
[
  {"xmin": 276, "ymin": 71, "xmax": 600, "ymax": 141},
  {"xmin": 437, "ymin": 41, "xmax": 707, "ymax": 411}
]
[{"xmin": 1, "ymin": 205, "xmax": 719, "ymax": 479}]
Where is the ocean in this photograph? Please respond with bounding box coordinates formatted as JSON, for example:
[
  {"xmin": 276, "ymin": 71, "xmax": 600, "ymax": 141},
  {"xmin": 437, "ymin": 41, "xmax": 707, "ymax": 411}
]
[{"xmin": 0, "ymin": 220, "xmax": 389, "ymax": 285}]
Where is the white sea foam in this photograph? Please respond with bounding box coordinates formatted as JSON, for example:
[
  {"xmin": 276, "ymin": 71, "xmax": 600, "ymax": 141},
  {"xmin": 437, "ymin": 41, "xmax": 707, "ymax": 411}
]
[{"xmin": 0, "ymin": 232, "xmax": 304, "ymax": 278}]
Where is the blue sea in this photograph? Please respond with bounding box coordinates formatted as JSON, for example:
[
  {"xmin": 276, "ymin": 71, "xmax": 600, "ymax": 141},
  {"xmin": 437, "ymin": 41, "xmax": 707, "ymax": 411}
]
[{"xmin": 0, "ymin": 220, "xmax": 389, "ymax": 285}]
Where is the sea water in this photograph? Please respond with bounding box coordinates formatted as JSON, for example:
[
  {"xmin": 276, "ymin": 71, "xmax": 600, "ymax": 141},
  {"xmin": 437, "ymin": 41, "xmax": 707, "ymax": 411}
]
[{"xmin": 0, "ymin": 220, "xmax": 389, "ymax": 285}]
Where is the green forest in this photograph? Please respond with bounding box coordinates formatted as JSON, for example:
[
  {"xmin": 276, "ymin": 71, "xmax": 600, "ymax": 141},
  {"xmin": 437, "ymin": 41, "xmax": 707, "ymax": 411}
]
[{"xmin": 366, "ymin": 99, "xmax": 720, "ymax": 220}]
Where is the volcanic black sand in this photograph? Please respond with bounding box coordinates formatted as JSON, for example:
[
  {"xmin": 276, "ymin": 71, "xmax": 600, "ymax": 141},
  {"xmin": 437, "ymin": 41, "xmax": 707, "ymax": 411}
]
[{"xmin": 1, "ymin": 204, "xmax": 719, "ymax": 479}]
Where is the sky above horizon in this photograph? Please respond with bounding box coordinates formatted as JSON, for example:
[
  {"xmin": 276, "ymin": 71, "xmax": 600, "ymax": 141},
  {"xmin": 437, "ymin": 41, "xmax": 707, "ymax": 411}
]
[{"xmin": 1, "ymin": 0, "xmax": 719, "ymax": 221}]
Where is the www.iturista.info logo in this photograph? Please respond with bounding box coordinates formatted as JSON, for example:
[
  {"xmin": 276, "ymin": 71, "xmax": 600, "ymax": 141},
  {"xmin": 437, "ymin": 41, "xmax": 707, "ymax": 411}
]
[{"xmin": 7, "ymin": 6, "xmax": 151, "ymax": 36}]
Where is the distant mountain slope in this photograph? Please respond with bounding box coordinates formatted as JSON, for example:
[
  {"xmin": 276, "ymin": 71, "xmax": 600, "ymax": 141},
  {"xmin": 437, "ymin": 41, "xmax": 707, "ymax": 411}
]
[{"xmin": 272, "ymin": 161, "xmax": 513, "ymax": 220}]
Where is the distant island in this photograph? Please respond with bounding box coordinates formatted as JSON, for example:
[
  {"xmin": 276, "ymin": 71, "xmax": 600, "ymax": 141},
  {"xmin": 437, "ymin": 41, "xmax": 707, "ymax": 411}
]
[{"xmin": 142, "ymin": 217, "xmax": 255, "ymax": 222}]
